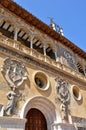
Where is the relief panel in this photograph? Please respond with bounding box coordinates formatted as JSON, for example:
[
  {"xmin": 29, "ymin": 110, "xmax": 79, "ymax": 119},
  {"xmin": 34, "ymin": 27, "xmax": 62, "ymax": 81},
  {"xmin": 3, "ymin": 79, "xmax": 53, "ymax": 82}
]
[{"xmin": 56, "ymin": 45, "xmax": 77, "ymax": 70}]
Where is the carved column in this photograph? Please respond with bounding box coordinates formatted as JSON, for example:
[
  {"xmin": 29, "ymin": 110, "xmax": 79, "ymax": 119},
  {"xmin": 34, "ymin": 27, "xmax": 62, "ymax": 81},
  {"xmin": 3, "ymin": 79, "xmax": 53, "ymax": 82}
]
[
  {"xmin": 51, "ymin": 47, "xmax": 58, "ymax": 62},
  {"xmin": 14, "ymin": 28, "xmax": 19, "ymax": 41},
  {"xmin": 54, "ymin": 41, "xmax": 58, "ymax": 62},
  {"xmin": 43, "ymin": 45, "xmax": 46, "ymax": 56},
  {"xmin": 82, "ymin": 60, "xmax": 86, "ymax": 76},
  {"xmin": 30, "ymin": 35, "xmax": 34, "ymax": 49},
  {"xmin": 83, "ymin": 66, "xmax": 86, "ymax": 76},
  {"xmin": 55, "ymin": 51, "xmax": 58, "ymax": 62}
]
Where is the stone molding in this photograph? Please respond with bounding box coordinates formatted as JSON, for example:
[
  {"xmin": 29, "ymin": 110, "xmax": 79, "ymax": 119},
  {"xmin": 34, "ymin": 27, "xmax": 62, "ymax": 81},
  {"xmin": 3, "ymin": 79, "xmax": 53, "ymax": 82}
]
[
  {"xmin": 52, "ymin": 123, "xmax": 77, "ymax": 130},
  {"xmin": 72, "ymin": 116, "xmax": 86, "ymax": 128},
  {"xmin": 0, "ymin": 116, "xmax": 26, "ymax": 128},
  {"xmin": 52, "ymin": 123, "xmax": 76, "ymax": 130}
]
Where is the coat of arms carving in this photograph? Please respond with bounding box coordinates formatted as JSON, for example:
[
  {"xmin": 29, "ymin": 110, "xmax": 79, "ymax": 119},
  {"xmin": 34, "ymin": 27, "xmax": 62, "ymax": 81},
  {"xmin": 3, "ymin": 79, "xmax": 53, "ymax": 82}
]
[
  {"xmin": 55, "ymin": 78, "xmax": 70, "ymax": 123},
  {"xmin": 1, "ymin": 58, "xmax": 27, "ymax": 89}
]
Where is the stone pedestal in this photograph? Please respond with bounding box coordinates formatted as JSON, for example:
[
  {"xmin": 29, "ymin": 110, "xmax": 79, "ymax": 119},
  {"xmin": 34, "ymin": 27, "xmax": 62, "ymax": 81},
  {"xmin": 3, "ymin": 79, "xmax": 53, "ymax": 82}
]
[
  {"xmin": 52, "ymin": 123, "xmax": 77, "ymax": 130},
  {"xmin": 0, "ymin": 116, "xmax": 26, "ymax": 130}
]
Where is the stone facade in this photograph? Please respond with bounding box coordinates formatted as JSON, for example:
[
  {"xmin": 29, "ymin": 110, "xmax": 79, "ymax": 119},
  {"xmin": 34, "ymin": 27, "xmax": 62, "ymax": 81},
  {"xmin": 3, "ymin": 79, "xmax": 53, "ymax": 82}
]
[{"xmin": 0, "ymin": 0, "xmax": 86, "ymax": 130}]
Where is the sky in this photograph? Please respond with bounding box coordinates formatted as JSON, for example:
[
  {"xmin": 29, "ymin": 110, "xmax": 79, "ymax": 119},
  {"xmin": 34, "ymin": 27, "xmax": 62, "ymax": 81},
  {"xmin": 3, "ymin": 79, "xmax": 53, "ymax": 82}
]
[{"xmin": 14, "ymin": 0, "xmax": 86, "ymax": 52}]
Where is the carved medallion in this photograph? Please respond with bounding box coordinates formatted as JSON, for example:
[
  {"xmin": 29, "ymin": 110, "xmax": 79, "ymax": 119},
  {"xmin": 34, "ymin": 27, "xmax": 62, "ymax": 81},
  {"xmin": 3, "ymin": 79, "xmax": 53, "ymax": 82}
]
[{"xmin": 1, "ymin": 58, "xmax": 27, "ymax": 89}]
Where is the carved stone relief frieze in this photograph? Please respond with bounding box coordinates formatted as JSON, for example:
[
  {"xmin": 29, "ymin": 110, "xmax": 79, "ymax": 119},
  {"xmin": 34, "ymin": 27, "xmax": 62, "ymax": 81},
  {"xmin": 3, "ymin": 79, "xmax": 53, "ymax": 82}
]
[
  {"xmin": 1, "ymin": 57, "xmax": 28, "ymax": 116},
  {"xmin": 55, "ymin": 78, "xmax": 70, "ymax": 123}
]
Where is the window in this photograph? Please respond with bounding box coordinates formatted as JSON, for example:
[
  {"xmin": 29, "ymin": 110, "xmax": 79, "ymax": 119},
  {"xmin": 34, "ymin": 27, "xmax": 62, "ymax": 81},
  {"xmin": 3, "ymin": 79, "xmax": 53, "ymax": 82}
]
[
  {"xmin": 77, "ymin": 63, "xmax": 85, "ymax": 75},
  {"xmin": 34, "ymin": 71, "xmax": 50, "ymax": 91},
  {"xmin": 0, "ymin": 20, "xmax": 14, "ymax": 39}
]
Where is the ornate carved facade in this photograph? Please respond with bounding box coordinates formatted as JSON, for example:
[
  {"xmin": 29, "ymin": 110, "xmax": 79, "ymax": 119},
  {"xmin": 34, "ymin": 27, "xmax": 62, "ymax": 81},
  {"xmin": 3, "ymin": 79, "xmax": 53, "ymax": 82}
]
[{"xmin": 0, "ymin": 0, "xmax": 86, "ymax": 130}]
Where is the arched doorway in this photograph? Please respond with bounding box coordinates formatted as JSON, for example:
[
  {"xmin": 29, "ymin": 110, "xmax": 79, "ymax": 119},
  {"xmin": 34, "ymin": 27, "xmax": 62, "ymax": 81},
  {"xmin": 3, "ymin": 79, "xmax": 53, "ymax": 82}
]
[
  {"xmin": 25, "ymin": 108, "xmax": 47, "ymax": 130},
  {"xmin": 20, "ymin": 96, "xmax": 61, "ymax": 130}
]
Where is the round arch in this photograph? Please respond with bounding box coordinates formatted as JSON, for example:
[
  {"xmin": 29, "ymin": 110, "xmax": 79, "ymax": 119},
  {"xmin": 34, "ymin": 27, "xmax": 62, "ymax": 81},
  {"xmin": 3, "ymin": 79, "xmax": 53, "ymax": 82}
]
[
  {"xmin": 18, "ymin": 26, "xmax": 32, "ymax": 36},
  {"xmin": 0, "ymin": 18, "xmax": 16, "ymax": 30},
  {"xmin": 33, "ymin": 34, "xmax": 44, "ymax": 42},
  {"xmin": 20, "ymin": 96, "xmax": 61, "ymax": 130},
  {"xmin": 46, "ymin": 40, "xmax": 55, "ymax": 50}
]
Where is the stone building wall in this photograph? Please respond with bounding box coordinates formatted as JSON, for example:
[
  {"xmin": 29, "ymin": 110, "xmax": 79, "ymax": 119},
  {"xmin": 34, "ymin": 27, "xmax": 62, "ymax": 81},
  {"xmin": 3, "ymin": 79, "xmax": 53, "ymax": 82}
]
[{"xmin": 0, "ymin": 1, "xmax": 86, "ymax": 130}]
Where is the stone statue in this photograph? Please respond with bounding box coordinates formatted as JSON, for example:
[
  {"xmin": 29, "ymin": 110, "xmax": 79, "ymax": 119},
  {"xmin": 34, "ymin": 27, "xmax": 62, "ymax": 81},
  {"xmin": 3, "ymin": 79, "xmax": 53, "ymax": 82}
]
[{"xmin": 4, "ymin": 90, "xmax": 17, "ymax": 116}]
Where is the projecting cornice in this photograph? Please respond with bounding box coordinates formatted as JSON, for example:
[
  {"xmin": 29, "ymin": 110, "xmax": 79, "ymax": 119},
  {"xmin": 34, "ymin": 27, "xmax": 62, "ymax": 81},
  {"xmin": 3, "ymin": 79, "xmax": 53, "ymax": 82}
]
[{"xmin": 0, "ymin": 0, "xmax": 86, "ymax": 60}]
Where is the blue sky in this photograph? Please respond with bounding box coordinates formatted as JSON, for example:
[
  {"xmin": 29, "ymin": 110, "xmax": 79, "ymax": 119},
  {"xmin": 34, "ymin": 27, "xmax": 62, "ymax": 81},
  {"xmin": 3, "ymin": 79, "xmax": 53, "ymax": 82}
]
[{"xmin": 14, "ymin": 0, "xmax": 86, "ymax": 52}]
